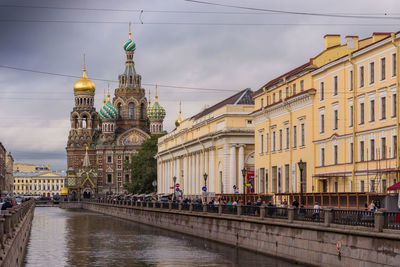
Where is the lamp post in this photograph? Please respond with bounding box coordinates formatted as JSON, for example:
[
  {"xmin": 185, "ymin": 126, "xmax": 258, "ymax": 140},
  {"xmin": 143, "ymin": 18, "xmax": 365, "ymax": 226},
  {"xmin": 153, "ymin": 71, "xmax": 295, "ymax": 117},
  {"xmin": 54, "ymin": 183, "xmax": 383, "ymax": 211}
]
[
  {"xmin": 173, "ymin": 176, "xmax": 176, "ymax": 201},
  {"xmin": 241, "ymin": 167, "xmax": 247, "ymax": 205},
  {"xmin": 297, "ymin": 159, "xmax": 306, "ymax": 206},
  {"xmin": 152, "ymin": 180, "xmax": 157, "ymax": 193},
  {"xmin": 203, "ymin": 173, "xmax": 208, "ymax": 202}
]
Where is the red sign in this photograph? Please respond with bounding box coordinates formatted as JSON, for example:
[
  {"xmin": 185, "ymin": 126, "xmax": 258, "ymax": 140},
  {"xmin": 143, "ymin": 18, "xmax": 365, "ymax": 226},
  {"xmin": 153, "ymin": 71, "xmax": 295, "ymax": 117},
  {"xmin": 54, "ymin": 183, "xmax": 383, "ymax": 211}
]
[
  {"xmin": 176, "ymin": 183, "xmax": 180, "ymax": 188},
  {"xmin": 169, "ymin": 187, "xmax": 174, "ymax": 189}
]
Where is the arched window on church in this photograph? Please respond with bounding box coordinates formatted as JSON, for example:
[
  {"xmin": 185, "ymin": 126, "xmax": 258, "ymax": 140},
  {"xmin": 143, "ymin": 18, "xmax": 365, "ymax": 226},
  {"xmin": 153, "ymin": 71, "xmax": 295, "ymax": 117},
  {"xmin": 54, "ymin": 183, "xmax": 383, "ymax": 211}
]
[
  {"xmin": 82, "ymin": 115, "xmax": 88, "ymax": 129},
  {"xmin": 140, "ymin": 103, "xmax": 145, "ymax": 119},
  {"xmin": 129, "ymin": 76, "xmax": 133, "ymax": 84},
  {"xmin": 128, "ymin": 103, "xmax": 134, "ymax": 119},
  {"xmin": 73, "ymin": 116, "xmax": 78, "ymax": 129},
  {"xmin": 117, "ymin": 103, "xmax": 122, "ymax": 118},
  {"xmin": 122, "ymin": 76, "xmax": 125, "ymax": 84}
]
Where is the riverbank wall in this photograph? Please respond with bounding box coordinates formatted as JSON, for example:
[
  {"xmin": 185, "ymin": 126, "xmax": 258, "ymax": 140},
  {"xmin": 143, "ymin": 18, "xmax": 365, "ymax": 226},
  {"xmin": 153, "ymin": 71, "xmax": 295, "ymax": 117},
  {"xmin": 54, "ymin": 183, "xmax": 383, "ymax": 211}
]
[
  {"xmin": 0, "ymin": 200, "xmax": 35, "ymax": 267},
  {"xmin": 60, "ymin": 201, "xmax": 400, "ymax": 266}
]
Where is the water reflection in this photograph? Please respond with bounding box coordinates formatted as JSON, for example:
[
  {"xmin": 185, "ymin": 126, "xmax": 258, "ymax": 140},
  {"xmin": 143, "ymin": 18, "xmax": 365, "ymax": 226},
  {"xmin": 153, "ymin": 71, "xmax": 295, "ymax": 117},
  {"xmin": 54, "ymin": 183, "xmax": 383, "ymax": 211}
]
[{"xmin": 24, "ymin": 207, "xmax": 296, "ymax": 267}]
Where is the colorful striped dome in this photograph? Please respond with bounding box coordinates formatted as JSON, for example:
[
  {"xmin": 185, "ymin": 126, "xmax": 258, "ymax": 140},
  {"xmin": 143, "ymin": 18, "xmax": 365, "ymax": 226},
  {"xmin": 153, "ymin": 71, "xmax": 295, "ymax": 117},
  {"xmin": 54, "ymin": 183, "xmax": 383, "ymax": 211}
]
[
  {"xmin": 147, "ymin": 102, "xmax": 166, "ymax": 121},
  {"xmin": 99, "ymin": 101, "xmax": 118, "ymax": 120},
  {"xmin": 123, "ymin": 39, "xmax": 136, "ymax": 52}
]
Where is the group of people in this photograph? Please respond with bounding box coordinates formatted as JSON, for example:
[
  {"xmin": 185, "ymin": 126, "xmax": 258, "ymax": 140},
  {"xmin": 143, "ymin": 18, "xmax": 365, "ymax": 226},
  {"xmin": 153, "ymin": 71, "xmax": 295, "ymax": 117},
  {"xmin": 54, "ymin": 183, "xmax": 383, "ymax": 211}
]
[{"xmin": 366, "ymin": 200, "xmax": 381, "ymax": 212}]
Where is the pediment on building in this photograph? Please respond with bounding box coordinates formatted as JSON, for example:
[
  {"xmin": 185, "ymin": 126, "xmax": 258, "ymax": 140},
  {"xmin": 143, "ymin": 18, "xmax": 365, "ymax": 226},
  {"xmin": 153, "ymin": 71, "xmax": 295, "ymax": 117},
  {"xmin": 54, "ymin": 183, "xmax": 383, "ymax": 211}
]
[{"xmin": 117, "ymin": 128, "xmax": 150, "ymax": 146}]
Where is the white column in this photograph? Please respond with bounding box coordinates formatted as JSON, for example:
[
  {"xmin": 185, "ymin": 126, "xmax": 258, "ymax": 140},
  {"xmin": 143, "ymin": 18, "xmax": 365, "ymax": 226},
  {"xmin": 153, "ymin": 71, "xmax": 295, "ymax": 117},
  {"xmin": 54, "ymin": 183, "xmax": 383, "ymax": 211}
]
[
  {"xmin": 177, "ymin": 157, "xmax": 181, "ymax": 186},
  {"xmin": 229, "ymin": 145, "xmax": 236, "ymax": 194},
  {"xmin": 238, "ymin": 145, "xmax": 245, "ymax": 194},
  {"xmin": 191, "ymin": 154, "xmax": 195, "ymax": 195},
  {"xmin": 209, "ymin": 149, "xmax": 215, "ymax": 193},
  {"xmin": 223, "ymin": 144, "xmax": 230, "ymax": 194},
  {"xmin": 183, "ymin": 155, "xmax": 187, "ymax": 196},
  {"xmin": 195, "ymin": 153, "xmax": 199, "ymax": 195}
]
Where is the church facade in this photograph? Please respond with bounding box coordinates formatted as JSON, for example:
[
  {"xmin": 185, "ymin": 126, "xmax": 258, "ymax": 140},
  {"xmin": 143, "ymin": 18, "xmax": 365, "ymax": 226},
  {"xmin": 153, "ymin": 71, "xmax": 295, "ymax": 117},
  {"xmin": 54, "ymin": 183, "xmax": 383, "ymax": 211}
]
[{"xmin": 65, "ymin": 26, "xmax": 165, "ymax": 198}]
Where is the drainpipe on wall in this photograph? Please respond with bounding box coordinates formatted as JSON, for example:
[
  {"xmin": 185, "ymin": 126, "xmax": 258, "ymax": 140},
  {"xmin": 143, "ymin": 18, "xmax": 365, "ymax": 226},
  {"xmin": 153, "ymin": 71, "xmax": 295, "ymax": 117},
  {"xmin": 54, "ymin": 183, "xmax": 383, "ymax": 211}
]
[{"xmin": 349, "ymin": 52, "xmax": 358, "ymax": 192}]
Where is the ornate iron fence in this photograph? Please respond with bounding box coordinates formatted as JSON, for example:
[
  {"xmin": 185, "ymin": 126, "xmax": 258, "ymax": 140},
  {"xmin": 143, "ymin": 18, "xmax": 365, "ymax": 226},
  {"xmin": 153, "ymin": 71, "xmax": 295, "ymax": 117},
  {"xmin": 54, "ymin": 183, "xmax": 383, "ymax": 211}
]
[
  {"xmin": 221, "ymin": 205, "xmax": 237, "ymax": 215},
  {"xmin": 207, "ymin": 204, "xmax": 219, "ymax": 213},
  {"xmin": 384, "ymin": 212, "xmax": 400, "ymax": 230},
  {"xmin": 332, "ymin": 209, "xmax": 374, "ymax": 227},
  {"xmin": 265, "ymin": 207, "xmax": 288, "ymax": 219},
  {"xmin": 241, "ymin": 205, "xmax": 260, "ymax": 217},
  {"xmin": 294, "ymin": 208, "xmax": 324, "ymax": 222}
]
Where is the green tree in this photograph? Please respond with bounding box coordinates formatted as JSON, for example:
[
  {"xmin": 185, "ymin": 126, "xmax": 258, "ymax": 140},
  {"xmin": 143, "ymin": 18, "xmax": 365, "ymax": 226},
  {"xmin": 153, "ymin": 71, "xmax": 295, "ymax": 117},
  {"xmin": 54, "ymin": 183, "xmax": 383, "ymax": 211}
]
[{"xmin": 123, "ymin": 134, "xmax": 163, "ymax": 194}]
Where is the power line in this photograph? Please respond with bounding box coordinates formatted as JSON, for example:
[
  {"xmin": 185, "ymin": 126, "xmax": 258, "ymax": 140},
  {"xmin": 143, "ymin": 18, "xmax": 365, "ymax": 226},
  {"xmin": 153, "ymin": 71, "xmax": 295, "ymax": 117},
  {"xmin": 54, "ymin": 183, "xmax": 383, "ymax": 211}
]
[
  {"xmin": 0, "ymin": 64, "xmax": 237, "ymax": 92},
  {"xmin": 184, "ymin": 0, "xmax": 400, "ymax": 20},
  {"xmin": 0, "ymin": 19, "xmax": 399, "ymax": 26}
]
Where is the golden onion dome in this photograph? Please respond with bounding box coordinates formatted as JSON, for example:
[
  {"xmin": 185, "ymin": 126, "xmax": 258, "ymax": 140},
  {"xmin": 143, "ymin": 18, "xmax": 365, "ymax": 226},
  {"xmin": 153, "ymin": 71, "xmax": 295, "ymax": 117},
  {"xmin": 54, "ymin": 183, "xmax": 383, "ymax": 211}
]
[{"xmin": 74, "ymin": 68, "xmax": 95, "ymax": 94}]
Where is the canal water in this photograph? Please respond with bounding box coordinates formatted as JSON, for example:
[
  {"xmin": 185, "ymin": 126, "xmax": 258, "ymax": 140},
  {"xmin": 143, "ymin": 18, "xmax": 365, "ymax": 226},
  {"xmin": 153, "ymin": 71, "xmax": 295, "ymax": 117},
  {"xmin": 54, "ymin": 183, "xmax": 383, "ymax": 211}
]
[{"xmin": 24, "ymin": 207, "xmax": 297, "ymax": 267}]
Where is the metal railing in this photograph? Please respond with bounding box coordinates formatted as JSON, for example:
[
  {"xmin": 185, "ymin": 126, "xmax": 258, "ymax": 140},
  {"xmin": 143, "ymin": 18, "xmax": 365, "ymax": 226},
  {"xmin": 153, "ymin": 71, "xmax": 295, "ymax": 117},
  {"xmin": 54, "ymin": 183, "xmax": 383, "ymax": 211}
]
[
  {"xmin": 265, "ymin": 207, "xmax": 288, "ymax": 219},
  {"xmin": 171, "ymin": 203, "xmax": 179, "ymax": 210},
  {"xmin": 207, "ymin": 204, "xmax": 219, "ymax": 213},
  {"xmin": 332, "ymin": 209, "xmax": 374, "ymax": 227},
  {"xmin": 181, "ymin": 203, "xmax": 190, "ymax": 211},
  {"xmin": 192, "ymin": 203, "xmax": 203, "ymax": 212},
  {"xmin": 384, "ymin": 212, "xmax": 400, "ymax": 230},
  {"xmin": 241, "ymin": 205, "xmax": 260, "ymax": 217},
  {"xmin": 221, "ymin": 205, "xmax": 237, "ymax": 215},
  {"xmin": 294, "ymin": 208, "xmax": 324, "ymax": 222}
]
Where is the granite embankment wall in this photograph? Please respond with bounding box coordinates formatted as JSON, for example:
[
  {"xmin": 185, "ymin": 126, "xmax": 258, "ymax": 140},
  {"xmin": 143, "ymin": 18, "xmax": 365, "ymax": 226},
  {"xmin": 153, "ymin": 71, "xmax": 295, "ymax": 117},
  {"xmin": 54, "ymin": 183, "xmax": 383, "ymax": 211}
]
[
  {"xmin": 60, "ymin": 201, "xmax": 400, "ymax": 266},
  {"xmin": 0, "ymin": 200, "xmax": 35, "ymax": 267}
]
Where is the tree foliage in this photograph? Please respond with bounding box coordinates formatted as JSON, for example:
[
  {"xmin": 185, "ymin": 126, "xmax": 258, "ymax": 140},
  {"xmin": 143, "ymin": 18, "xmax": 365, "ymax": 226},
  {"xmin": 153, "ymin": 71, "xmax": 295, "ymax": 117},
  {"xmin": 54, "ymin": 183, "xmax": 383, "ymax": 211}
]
[{"xmin": 123, "ymin": 134, "xmax": 163, "ymax": 194}]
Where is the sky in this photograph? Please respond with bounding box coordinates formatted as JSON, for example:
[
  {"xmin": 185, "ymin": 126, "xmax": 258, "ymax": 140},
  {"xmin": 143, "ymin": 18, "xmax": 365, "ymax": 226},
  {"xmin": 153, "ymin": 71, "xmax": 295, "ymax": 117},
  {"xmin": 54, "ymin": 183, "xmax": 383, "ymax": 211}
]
[{"xmin": 1, "ymin": 0, "xmax": 400, "ymax": 170}]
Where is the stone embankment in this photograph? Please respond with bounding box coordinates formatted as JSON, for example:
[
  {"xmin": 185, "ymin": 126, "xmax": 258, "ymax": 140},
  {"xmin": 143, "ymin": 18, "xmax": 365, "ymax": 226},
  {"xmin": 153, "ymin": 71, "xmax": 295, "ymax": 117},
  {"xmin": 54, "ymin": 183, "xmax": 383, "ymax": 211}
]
[
  {"xmin": 0, "ymin": 200, "xmax": 35, "ymax": 267},
  {"xmin": 60, "ymin": 200, "xmax": 400, "ymax": 267}
]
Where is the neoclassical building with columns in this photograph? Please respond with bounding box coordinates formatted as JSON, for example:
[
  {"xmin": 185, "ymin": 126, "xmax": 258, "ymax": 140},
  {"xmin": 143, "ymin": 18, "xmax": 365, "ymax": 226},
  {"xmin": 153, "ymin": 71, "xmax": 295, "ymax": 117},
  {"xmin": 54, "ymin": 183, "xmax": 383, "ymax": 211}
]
[{"xmin": 156, "ymin": 89, "xmax": 255, "ymax": 197}]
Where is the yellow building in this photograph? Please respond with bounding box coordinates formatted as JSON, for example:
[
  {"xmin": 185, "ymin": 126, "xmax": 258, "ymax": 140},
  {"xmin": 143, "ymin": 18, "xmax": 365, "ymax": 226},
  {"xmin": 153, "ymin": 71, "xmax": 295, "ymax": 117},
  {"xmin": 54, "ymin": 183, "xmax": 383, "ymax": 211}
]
[
  {"xmin": 13, "ymin": 163, "xmax": 51, "ymax": 173},
  {"xmin": 13, "ymin": 171, "xmax": 66, "ymax": 197},
  {"xmin": 253, "ymin": 32, "xmax": 400, "ymax": 207},
  {"xmin": 157, "ymin": 89, "xmax": 255, "ymax": 198}
]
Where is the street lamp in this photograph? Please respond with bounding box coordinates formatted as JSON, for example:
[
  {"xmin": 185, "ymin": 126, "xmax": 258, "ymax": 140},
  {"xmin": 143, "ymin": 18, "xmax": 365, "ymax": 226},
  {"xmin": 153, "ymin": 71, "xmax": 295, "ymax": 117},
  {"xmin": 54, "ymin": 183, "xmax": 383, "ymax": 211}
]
[
  {"xmin": 297, "ymin": 159, "xmax": 306, "ymax": 206},
  {"xmin": 203, "ymin": 173, "xmax": 208, "ymax": 203},
  {"xmin": 173, "ymin": 176, "xmax": 177, "ymax": 201},
  {"xmin": 152, "ymin": 180, "xmax": 157, "ymax": 193},
  {"xmin": 241, "ymin": 167, "xmax": 247, "ymax": 205}
]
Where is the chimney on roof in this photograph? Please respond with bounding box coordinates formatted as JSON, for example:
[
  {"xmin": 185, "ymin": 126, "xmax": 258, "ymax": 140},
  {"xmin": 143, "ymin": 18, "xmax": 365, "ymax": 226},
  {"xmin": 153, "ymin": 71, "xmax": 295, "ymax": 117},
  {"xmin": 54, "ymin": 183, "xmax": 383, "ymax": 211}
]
[
  {"xmin": 324, "ymin": 34, "xmax": 340, "ymax": 50},
  {"xmin": 345, "ymin": 36, "xmax": 359, "ymax": 50}
]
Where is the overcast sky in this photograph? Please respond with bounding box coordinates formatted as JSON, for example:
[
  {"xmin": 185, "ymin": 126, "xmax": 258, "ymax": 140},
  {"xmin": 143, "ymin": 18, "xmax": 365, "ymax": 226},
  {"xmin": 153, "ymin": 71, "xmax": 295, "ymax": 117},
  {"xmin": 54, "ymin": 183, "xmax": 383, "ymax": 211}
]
[{"xmin": 1, "ymin": 0, "xmax": 399, "ymax": 170}]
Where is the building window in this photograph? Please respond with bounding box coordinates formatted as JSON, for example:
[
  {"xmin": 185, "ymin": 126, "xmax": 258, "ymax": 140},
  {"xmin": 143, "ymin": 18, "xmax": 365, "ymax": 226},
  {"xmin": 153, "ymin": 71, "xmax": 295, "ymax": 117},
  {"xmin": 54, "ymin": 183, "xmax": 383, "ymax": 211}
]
[
  {"xmin": 128, "ymin": 103, "xmax": 134, "ymax": 119},
  {"xmin": 392, "ymin": 53, "xmax": 397, "ymax": 77},
  {"xmin": 360, "ymin": 140, "xmax": 365, "ymax": 162},
  {"xmin": 349, "ymin": 70, "xmax": 353, "ymax": 91},
  {"xmin": 333, "ymin": 109, "xmax": 338, "ymax": 130},
  {"xmin": 359, "ymin": 66, "xmax": 365, "ymax": 88},
  {"xmin": 285, "ymin": 127, "xmax": 289, "ymax": 149},
  {"xmin": 300, "ymin": 123, "xmax": 305, "ymax": 147},
  {"xmin": 321, "ymin": 147, "xmax": 325, "ymax": 166},
  {"xmin": 320, "ymin": 113, "xmax": 325, "ymax": 133},
  {"xmin": 260, "ymin": 134, "xmax": 264, "ymax": 154},
  {"xmin": 359, "ymin": 102, "xmax": 365, "ymax": 125},
  {"xmin": 125, "ymin": 174, "xmax": 129, "ymax": 183},
  {"xmin": 272, "ymin": 131, "xmax": 276, "ymax": 152},
  {"xmin": 381, "ymin": 96, "xmax": 386, "ymax": 120},
  {"xmin": 279, "ymin": 129, "xmax": 282, "ymax": 151},
  {"xmin": 393, "ymin": 135, "xmax": 398, "ymax": 158},
  {"xmin": 117, "ymin": 103, "xmax": 122, "ymax": 118},
  {"xmin": 293, "ymin": 126, "xmax": 297, "ymax": 148},
  {"xmin": 349, "ymin": 104, "xmax": 353, "ymax": 127},
  {"xmin": 392, "ymin": 93, "xmax": 397, "ymax": 118},
  {"xmin": 107, "ymin": 174, "xmax": 112, "ymax": 183},
  {"xmin": 333, "ymin": 76, "xmax": 338, "ymax": 96},
  {"xmin": 300, "ymin": 80, "xmax": 304, "ymax": 91},
  {"xmin": 267, "ymin": 95, "xmax": 270, "ymax": 105},
  {"xmin": 320, "ymin": 82, "xmax": 324, "ymax": 101},
  {"xmin": 360, "ymin": 180, "xmax": 365, "ymax": 192},
  {"xmin": 279, "ymin": 90, "xmax": 282, "ymax": 101},
  {"xmin": 292, "ymin": 84, "xmax": 296, "ymax": 95},
  {"xmin": 272, "ymin": 93, "xmax": 276, "ymax": 103},
  {"xmin": 381, "ymin": 137, "xmax": 387, "ymax": 159},
  {"xmin": 261, "ymin": 98, "xmax": 264, "ymax": 108},
  {"xmin": 370, "ymin": 99, "xmax": 375, "ymax": 122},
  {"xmin": 334, "ymin": 181, "xmax": 338, "ymax": 192},
  {"xmin": 350, "ymin": 142, "xmax": 353, "ymax": 163},
  {"xmin": 381, "ymin": 57, "xmax": 386, "ymax": 81},
  {"xmin": 333, "ymin": 145, "xmax": 338, "ymax": 165},
  {"xmin": 369, "ymin": 61, "xmax": 375, "ymax": 84},
  {"xmin": 370, "ymin": 139, "xmax": 375, "ymax": 160},
  {"xmin": 107, "ymin": 156, "xmax": 112, "ymax": 163},
  {"xmin": 285, "ymin": 87, "xmax": 289, "ymax": 98},
  {"xmin": 266, "ymin": 133, "xmax": 269, "ymax": 153}
]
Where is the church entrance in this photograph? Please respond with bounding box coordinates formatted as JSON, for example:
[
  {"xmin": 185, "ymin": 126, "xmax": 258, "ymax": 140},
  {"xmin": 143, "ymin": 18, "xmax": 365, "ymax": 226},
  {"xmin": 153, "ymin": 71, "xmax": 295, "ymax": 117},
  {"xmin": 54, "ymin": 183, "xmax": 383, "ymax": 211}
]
[{"xmin": 83, "ymin": 191, "xmax": 91, "ymax": 199}]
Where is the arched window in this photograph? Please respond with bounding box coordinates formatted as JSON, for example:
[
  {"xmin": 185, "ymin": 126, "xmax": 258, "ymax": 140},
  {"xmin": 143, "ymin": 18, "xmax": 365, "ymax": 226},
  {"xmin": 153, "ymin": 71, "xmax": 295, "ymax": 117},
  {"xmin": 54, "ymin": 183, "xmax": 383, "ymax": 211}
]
[
  {"xmin": 73, "ymin": 116, "xmax": 78, "ymax": 128},
  {"xmin": 117, "ymin": 103, "xmax": 122, "ymax": 118},
  {"xmin": 82, "ymin": 115, "xmax": 88, "ymax": 129},
  {"xmin": 129, "ymin": 103, "xmax": 134, "ymax": 119},
  {"xmin": 140, "ymin": 103, "xmax": 145, "ymax": 119},
  {"xmin": 122, "ymin": 76, "xmax": 125, "ymax": 84},
  {"xmin": 129, "ymin": 76, "xmax": 133, "ymax": 84}
]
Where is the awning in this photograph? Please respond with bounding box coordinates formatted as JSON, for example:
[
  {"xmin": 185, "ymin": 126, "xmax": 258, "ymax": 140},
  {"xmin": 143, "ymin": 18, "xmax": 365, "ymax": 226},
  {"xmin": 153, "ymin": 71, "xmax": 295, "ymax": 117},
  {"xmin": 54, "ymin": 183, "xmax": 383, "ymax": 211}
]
[{"xmin": 388, "ymin": 182, "xmax": 400, "ymax": 191}]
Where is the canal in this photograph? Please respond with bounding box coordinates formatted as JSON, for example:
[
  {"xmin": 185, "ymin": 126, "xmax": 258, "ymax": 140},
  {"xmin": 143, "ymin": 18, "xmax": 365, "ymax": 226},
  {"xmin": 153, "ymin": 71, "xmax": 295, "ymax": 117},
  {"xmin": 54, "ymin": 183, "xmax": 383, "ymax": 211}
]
[{"xmin": 24, "ymin": 207, "xmax": 297, "ymax": 266}]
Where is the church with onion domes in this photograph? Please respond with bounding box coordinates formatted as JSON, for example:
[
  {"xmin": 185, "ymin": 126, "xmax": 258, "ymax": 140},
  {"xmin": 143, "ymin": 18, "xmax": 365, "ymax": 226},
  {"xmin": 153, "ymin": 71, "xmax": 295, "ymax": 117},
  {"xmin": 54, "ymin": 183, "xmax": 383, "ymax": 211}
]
[{"xmin": 65, "ymin": 24, "xmax": 165, "ymax": 199}]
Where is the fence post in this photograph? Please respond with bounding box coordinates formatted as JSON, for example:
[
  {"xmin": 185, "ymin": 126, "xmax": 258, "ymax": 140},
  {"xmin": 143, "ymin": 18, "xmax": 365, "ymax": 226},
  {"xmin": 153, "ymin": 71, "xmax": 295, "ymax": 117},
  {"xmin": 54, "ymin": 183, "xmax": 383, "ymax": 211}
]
[
  {"xmin": 374, "ymin": 211, "xmax": 384, "ymax": 232},
  {"xmin": 288, "ymin": 207, "xmax": 295, "ymax": 223},
  {"xmin": 218, "ymin": 205, "xmax": 222, "ymax": 215},
  {"xmin": 169, "ymin": 202, "xmax": 172, "ymax": 210},
  {"xmin": 237, "ymin": 204, "xmax": 242, "ymax": 216},
  {"xmin": 189, "ymin": 203, "xmax": 193, "ymax": 212},
  {"xmin": 324, "ymin": 208, "xmax": 332, "ymax": 227},
  {"xmin": 260, "ymin": 206, "xmax": 266, "ymax": 219}
]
